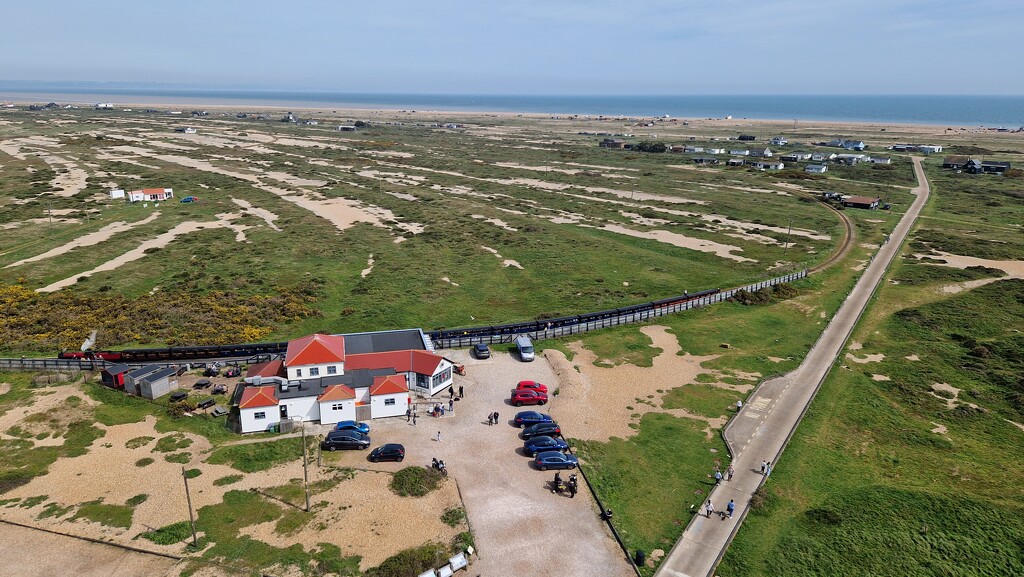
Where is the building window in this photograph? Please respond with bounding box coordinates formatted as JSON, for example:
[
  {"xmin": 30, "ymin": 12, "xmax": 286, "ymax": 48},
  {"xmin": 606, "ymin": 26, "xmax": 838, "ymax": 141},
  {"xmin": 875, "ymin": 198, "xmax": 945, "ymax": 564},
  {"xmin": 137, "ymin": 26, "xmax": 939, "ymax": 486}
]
[
  {"xmin": 327, "ymin": 366, "xmax": 337, "ymax": 375},
  {"xmin": 431, "ymin": 367, "xmax": 452, "ymax": 388},
  {"xmin": 384, "ymin": 398, "xmax": 396, "ymax": 406},
  {"xmin": 331, "ymin": 403, "xmax": 344, "ymax": 411},
  {"xmin": 310, "ymin": 367, "xmax": 320, "ymax": 376},
  {"xmin": 254, "ymin": 412, "xmax": 266, "ymax": 420},
  {"xmin": 295, "ymin": 368, "xmax": 302, "ymax": 377}
]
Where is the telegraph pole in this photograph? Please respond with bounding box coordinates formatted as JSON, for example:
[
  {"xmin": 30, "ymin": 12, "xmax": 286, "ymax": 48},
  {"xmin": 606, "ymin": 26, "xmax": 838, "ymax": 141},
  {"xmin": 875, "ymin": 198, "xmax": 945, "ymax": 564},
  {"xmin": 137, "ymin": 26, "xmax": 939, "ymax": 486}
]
[
  {"xmin": 784, "ymin": 218, "xmax": 794, "ymax": 260},
  {"xmin": 182, "ymin": 466, "xmax": 198, "ymax": 548},
  {"xmin": 300, "ymin": 421, "xmax": 311, "ymax": 512}
]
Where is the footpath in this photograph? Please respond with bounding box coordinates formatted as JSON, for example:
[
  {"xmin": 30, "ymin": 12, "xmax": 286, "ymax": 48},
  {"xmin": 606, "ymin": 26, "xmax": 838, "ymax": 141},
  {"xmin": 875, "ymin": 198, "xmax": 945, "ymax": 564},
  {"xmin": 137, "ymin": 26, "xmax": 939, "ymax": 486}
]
[{"xmin": 655, "ymin": 157, "xmax": 932, "ymax": 577}]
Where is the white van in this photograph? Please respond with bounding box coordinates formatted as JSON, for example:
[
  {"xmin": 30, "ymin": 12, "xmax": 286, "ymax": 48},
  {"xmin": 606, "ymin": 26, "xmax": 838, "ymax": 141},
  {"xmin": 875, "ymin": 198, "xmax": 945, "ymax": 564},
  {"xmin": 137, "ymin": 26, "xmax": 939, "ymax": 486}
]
[{"xmin": 515, "ymin": 335, "xmax": 535, "ymax": 362}]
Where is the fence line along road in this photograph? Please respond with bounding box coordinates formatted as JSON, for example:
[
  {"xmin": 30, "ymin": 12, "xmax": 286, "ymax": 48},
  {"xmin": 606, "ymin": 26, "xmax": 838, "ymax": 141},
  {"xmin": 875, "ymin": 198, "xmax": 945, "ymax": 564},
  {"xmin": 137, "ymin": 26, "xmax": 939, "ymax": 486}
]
[
  {"xmin": 431, "ymin": 269, "xmax": 808, "ymax": 349},
  {"xmin": 654, "ymin": 156, "xmax": 932, "ymax": 577}
]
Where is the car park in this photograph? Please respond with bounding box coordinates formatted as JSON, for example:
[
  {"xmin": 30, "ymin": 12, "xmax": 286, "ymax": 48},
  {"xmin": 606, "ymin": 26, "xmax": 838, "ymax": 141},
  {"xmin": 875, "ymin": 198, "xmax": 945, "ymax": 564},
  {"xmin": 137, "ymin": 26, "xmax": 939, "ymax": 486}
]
[
  {"xmin": 321, "ymin": 431, "xmax": 370, "ymax": 451},
  {"xmin": 515, "ymin": 380, "xmax": 548, "ymax": 393},
  {"xmin": 511, "ymin": 389, "xmax": 547, "ymax": 407},
  {"xmin": 523, "ymin": 435, "xmax": 569, "ymax": 457},
  {"xmin": 472, "ymin": 343, "xmax": 491, "ymax": 359},
  {"xmin": 368, "ymin": 443, "xmax": 405, "ymax": 462},
  {"xmin": 514, "ymin": 410, "xmax": 553, "ymax": 428},
  {"xmin": 533, "ymin": 450, "xmax": 578, "ymax": 471},
  {"xmin": 521, "ymin": 422, "xmax": 561, "ymax": 440},
  {"xmin": 193, "ymin": 379, "xmax": 212, "ymax": 389},
  {"xmin": 334, "ymin": 420, "xmax": 371, "ymax": 434}
]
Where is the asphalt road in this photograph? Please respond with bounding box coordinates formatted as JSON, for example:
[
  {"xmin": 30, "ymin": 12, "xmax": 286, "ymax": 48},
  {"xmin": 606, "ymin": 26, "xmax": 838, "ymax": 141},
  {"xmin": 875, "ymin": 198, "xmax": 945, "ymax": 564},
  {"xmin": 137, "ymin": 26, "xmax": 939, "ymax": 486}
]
[{"xmin": 655, "ymin": 157, "xmax": 932, "ymax": 577}]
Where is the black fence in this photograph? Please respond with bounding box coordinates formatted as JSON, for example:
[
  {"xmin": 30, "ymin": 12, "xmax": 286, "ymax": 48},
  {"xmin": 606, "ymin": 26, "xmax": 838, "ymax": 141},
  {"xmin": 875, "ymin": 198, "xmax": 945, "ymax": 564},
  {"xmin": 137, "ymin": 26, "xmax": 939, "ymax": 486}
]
[
  {"xmin": 430, "ymin": 270, "xmax": 807, "ymax": 349},
  {"xmin": 0, "ymin": 354, "xmax": 275, "ymax": 374}
]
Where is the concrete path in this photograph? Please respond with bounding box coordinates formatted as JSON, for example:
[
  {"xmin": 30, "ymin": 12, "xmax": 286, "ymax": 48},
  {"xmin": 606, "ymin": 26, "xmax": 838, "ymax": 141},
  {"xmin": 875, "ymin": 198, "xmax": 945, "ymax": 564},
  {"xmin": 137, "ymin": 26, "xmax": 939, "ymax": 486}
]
[{"xmin": 655, "ymin": 157, "xmax": 931, "ymax": 577}]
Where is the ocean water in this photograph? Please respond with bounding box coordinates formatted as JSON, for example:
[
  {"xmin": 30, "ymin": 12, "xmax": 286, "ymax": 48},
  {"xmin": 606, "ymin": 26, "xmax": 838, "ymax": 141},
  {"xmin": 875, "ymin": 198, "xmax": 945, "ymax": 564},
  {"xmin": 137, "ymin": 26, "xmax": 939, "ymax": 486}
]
[{"xmin": 2, "ymin": 88, "xmax": 1022, "ymax": 127}]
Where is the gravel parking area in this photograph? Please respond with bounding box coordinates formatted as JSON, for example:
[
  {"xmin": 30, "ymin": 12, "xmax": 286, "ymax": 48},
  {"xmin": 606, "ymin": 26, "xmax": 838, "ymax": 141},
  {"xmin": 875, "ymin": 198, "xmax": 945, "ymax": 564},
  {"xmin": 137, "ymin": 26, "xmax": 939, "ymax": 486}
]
[{"xmin": 321, "ymin": 348, "xmax": 632, "ymax": 577}]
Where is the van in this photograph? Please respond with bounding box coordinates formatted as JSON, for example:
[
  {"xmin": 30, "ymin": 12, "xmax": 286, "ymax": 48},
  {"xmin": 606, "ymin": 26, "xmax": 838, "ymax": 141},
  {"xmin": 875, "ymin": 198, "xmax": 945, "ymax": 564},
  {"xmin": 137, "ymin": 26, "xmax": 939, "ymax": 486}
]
[{"xmin": 515, "ymin": 335, "xmax": 535, "ymax": 362}]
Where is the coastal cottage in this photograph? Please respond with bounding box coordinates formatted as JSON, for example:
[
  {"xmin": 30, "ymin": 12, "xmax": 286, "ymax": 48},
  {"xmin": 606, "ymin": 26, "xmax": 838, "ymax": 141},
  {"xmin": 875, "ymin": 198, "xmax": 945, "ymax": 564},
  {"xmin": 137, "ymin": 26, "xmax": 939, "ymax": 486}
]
[
  {"xmin": 752, "ymin": 160, "xmax": 784, "ymax": 170},
  {"xmin": 805, "ymin": 164, "xmax": 828, "ymax": 174},
  {"xmin": 770, "ymin": 136, "xmax": 788, "ymax": 146},
  {"xmin": 726, "ymin": 158, "xmax": 746, "ymax": 167},
  {"xmin": 127, "ymin": 188, "xmax": 174, "ymax": 202},
  {"xmin": 842, "ymin": 196, "xmax": 881, "ymax": 209},
  {"xmin": 942, "ymin": 156, "xmax": 969, "ymax": 169}
]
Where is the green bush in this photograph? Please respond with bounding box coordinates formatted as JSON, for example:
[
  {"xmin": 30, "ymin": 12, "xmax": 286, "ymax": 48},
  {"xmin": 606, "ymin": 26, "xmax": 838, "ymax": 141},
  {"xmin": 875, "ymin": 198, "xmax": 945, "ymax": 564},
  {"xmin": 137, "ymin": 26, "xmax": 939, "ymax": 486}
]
[
  {"xmin": 441, "ymin": 507, "xmax": 465, "ymax": 527},
  {"xmin": 140, "ymin": 520, "xmax": 194, "ymax": 545},
  {"xmin": 366, "ymin": 543, "xmax": 450, "ymax": 577},
  {"xmin": 389, "ymin": 467, "xmax": 445, "ymax": 497},
  {"xmin": 135, "ymin": 457, "xmax": 154, "ymax": 467}
]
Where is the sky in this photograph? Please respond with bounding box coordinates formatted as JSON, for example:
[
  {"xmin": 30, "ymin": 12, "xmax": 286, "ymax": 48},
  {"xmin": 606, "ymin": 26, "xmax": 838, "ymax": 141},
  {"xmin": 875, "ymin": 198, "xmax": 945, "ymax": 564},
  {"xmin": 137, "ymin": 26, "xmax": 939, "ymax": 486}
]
[{"xmin": 2, "ymin": 0, "xmax": 1022, "ymax": 95}]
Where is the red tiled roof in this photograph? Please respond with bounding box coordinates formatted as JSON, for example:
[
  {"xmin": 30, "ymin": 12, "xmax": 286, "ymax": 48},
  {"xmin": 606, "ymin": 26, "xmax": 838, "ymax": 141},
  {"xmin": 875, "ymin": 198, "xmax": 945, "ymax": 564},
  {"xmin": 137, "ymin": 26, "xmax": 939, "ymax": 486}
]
[
  {"xmin": 370, "ymin": 375, "xmax": 408, "ymax": 396},
  {"xmin": 345, "ymin": 350, "xmax": 444, "ymax": 375},
  {"xmin": 285, "ymin": 333, "xmax": 345, "ymax": 366},
  {"xmin": 318, "ymin": 384, "xmax": 356, "ymax": 402},
  {"xmin": 246, "ymin": 359, "xmax": 285, "ymax": 378},
  {"xmin": 239, "ymin": 386, "xmax": 278, "ymax": 409}
]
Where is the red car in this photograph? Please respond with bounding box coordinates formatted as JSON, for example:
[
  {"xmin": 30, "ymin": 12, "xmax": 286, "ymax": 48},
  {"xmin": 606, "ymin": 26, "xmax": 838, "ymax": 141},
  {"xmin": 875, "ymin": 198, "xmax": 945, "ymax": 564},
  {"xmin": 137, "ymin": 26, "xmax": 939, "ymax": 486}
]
[
  {"xmin": 515, "ymin": 380, "xmax": 548, "ymax": 394},
  {"xmin": 511, "ymin": 389, "xmax": 548, "ymax": 407}
]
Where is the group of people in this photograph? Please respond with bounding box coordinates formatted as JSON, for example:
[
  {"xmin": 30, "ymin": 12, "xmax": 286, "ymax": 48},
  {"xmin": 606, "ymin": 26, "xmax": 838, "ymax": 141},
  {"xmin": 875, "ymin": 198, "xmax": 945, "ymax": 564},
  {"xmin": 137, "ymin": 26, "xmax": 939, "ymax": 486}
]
[
  {"xmin": 553, "ymin": 472, "xmax": 578, "ymax": 498},
  {"xmin": 704, "ymin": 498, "xmax": 735, "ymax": 519},
  {"xmin": 486, "ymin": 411, "xmax": 500, "ymax": 425},
  {"xmin": 701, "ymin": 458, "xmax": 776, "ymax": 522}
]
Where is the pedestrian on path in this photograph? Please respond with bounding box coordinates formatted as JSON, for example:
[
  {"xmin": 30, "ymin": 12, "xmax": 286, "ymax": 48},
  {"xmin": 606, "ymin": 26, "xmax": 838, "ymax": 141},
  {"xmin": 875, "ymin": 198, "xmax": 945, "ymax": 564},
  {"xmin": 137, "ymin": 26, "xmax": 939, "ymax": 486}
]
[
  {"xmin": 405, "ymin": 408, "xmax": 411, "ymax": 422},
  {"xmin": 727, "ymin": 465, "xmax": 734, "ymax": 482},
  {"xmin": 412, "ymin": 412, "xmax": 417, "ymax": 426},
  {"xmin": 436, "ymin": 431, "xmax": 442, "ymax": 442},
  {"xmin": 493, "ymin": 411, "xmax": 499, "ymax": 425},
  {"xmin": 736, "ymin": 400, "xmax": 743, "ymax": 411},
  {"xmin": 448, "ymin": 399, "xmax": 454, "ymax": 413},
  {"xmin": 704, "ymin": 500, "xmax": 715, "ymax": 518},
  {"xmin": 459, "ymin": 385, "xmax": 464, "ymax": 397},
  {"xmin": 714, "ymin": 470, "xmax": 723, "ymax": 486},
  {"xmin": 761, "ymin": 460, "xmax": 768, "ymax": 475},
  {"xmin": 765, "ymin": 462, "xmax": 772, "ymax": 477},
  {"xmin": 487, "ymin": 413, "xmax": 493, "ymax": 426},
  {"xmin": 727, "ymin": 500, "xmax": 735, "ymax": 518}
]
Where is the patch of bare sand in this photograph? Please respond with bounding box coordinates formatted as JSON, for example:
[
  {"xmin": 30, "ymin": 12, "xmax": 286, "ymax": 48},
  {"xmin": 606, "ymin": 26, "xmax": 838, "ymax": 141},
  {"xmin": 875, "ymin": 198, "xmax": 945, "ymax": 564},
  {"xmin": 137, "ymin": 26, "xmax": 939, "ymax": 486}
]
[
  {"xmin": 846, "ymin": 351, "xmax": 885, "ymax": 363},
  {"xmin": 0, "ymin": 217, "xmax": 80, "ymax": 230},
  {"xmin": 6, "ymin": 213, "xmax": 162, "ymax": 268},
  {"xmin": 929, "ymin": 382, "xmax": 980, "ymax": 411},
  {"xmin": 239, "ymin": 470, "xmax": 463, "ymax": 571},
  {"xmin": 1007, "ymin": 420, "xmax": 1024, "ymax": 434},
  {"xmin": 0, "ymin": 382, "xmax": 97, "ymax": 447},
  {"xmin": 546, "ymin": 325, "xmax": 723, "ymax": 442},
  {"xmin": 931, "ymin": 422, "xmax": 948, "ymax": 434},
  {"xmin": 918, "ymin": 251, "xmax": 1024, "ymax": 293},
  {"xmin": 596, "ymin": 224, "xmax": 755, "ymax": 263},
  {"xmin": 361, "ymin": 254, "xmax": 375, "ymax": 278},
  {"xmin": 480, "ymin": 246, "xmax": 524, "ymax": 269},
  {"xmin": 0, "ymin": 382, "xmax": 9, "ymax": 395},
  {"xmin": 767, "ymin": 357, "xmax": 786, "ymax": 363},
  {"xmin": 470, "ymin": 214, "xmax": 518, "ymax": 231},
  {"xmin": 905, "ymin": 354, "xmax": 920, "ymax": 361},
  {"xmin": 441, "ymin": 276, "xmax": 460, "ymax": 286},
  {"xmin": 871, "ymin": 374, "xmax": 891, "ymax": 381},
  {"xmin": 231, "ymin": 198, "xmax": 282, "ymax": 231}
]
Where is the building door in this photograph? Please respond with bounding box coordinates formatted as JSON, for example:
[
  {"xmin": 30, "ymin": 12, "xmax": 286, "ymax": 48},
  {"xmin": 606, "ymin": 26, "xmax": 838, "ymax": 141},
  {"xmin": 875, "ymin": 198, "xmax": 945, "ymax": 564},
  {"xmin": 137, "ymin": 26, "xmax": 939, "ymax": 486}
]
[
  {"xmin": 356, "ymin": 404, "xmax": 371, "ymax": 421},
  {"xmin": 280, "ymin": 405, "xmax": 288, "ymax": 419}
]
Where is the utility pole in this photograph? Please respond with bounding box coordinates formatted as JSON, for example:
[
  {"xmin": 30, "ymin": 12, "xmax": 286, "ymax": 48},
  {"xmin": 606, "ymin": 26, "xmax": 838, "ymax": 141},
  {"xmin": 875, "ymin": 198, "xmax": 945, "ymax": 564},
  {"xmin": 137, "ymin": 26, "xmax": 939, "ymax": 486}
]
[
  {"xmin": 784, "ymin": 218, "xmax": 794, "ymax": 260},
  {"xmin": 300, "ymin": 421, "xmax": 311, "ymax": 512},
  {"xmin": 182, "ymin": 466, "xmax": 198, "ymax": 548}
]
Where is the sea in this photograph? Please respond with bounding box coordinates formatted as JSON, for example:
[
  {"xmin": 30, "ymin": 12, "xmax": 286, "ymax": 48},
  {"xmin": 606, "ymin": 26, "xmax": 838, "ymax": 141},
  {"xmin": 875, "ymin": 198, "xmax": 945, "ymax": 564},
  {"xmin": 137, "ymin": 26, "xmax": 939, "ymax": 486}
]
[{"xmin": 2, "ymin": 88, "xmax": 1023, "ymax": 128}]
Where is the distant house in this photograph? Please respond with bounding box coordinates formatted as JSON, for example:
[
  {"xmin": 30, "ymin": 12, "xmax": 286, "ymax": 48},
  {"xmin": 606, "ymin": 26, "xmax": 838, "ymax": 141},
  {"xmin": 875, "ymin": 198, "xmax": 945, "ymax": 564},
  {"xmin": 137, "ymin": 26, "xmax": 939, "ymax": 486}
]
[
  {"xmin": 811, "ymin": 152, "xmax": 837, "ymax": 162},
  {"xmin": 127, "ymin": 188, "xmax": 174, "ymax": 202},
  {"xmin": 869, "ymin": 157, "xmax": 892, "ymax": 165},
  {"xmin": 338, "ymin": 125, "xmax": 358, "ymax": 132},
  {"xmin": 726, "ymin": 158, "xmax": 746, "ymax": 166},
  {"xmin": 705, "ymin": 147, "xmax": 726, "ymax": 155},
  {"xmin": 683, "ymin": 146, "xmax": 704, "ymax": 153},
  {"xmin": 918, "ymin": 145, "xmax": 943, "ymax": 154},
  {"xmin": 967, "ymin": 160, "xmax": 1012, "ymax": 174},
  {"xmin": 770, "ymin": 136, "xmax": 788, "ymax": 146},
  {"xmin": 780, "ymin": 152, "xmax": 812, "ymax": 162},
  {"xmin": 692, "ymin": 156, "xmax": 720, "ymax": 165},
  {"xmin": 101, "ymin": 363, "xmax": 130, "ymax": 388},
  {"xmin": 174, "ymin": 127, "xmax": 197, "ymax": 134},
  {"xmin": 942, "ymin": 156, "xmax": 969, "ymax": 169},
  {"xmin": 890, "ymin": 144, "xmax": 917, "ymax": 152},
  {"xmin": 738, "ymin": 134, "xmax": 757, "ymax": 141},
  {"xmin": 109, "ymin": 189, "xmax": 125, "ymax": 200},
  {"xmin": 95, "ymin": 102, "xmax": 114, "ymax": 110},
  {"xmin": 752, "ymin": 160, "xmax": 784, "ymax": 170},
  {"xmin": 600, "ymin": 138, "xmax": 626, "ymax": 149},
  {"xmin": 835, "ymin": 154, "xmax": 869, "ymax": 165},
  {"xmin": 842, "ymin": 196, "xmax": 881, "ymax": 209},
  {"xmin": 805, "ymin": 164, "xmax": 828, "ymax": 174},
  {"xmin": 843, "ymin": 140, "xmax": 866, "ymax": 151},
  {"xmin": 754, "ymin": 147, "xmax": 773, "ymax": 158},
  {"xmin": 729, "ymin": 149, "xmax": 750, "ymax": 156}
]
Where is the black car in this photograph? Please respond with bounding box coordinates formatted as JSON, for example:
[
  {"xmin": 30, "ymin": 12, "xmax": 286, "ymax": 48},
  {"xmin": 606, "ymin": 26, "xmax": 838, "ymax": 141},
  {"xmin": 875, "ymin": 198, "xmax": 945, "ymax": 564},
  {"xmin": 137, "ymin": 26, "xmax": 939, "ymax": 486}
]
[
  {"xmin": 321, "ymin": 431, "xmax": 371, "ymax": 451},
  {"xmin": 514, "ymin": 410, "xmax": 553, "ymax": 429},
  {"xmin": 523, "ymin": 435, "xmax": 569, "ymax": 457},
  {"xmin": 368, "ymin": 443, "xmax": 405, "ymax": 462},
  {"xmin": 472, "ymin": 343, "xmax": 490, "ymax": 359},
  {"xmin": 521, "ymin": 421, "xmax": 561, "ymax": 440}
]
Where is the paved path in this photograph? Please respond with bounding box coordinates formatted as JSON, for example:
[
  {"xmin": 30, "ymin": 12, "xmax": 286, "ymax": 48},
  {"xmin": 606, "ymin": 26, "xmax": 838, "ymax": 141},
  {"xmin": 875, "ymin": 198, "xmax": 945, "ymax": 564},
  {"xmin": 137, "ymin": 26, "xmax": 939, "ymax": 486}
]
[{"xmin": 656, "ymin": 157, "xmax": 931, "ymax": 577}]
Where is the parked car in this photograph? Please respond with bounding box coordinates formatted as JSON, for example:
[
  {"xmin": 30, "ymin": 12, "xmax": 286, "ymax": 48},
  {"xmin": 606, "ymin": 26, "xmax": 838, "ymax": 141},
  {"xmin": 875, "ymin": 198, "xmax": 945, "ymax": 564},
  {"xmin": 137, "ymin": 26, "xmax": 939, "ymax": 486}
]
[
  {"xmin": 521, "ymin": 422, "xmax": 561, "ymax": 440},
  {"xmin": 321, "ymin": 431, "xmax": 370, "ymax": 451},
  {"xmin": 192, "ymin": 379, "xmax": 212, "ymax": 389},
  {"xmin": 224, "ymin": 367, "xmax": 241, "ymax": 378},
  {"xmin": 180, "ymin": 196, "xmax": 198, "ymax": 203},
  {"xmin": 515, "ymin": 380, "xmax": 548, "ymax": 393},
  {"xmin": 334, "ymin": 420, "xmax": 370, "ymax": 434},
  {"xmin": 524, "ymin": 435, "xmax": 569, "ymax": 457},
  {"xmin": 534, "ymin": 450, "xmax": 578, "ymax": 471},
  {"xmin": 511, "ymin": 389, "xmax": 548, "ymax": 407},
  {"xmin": 472, "ymin": 343, "xmax": 490, "ymax": 359},
  {"xmin": 169, "ymin": 391, "xmax": 189, "ymax": 403},
  {"xmin": 368, "ymin": 443, "xmax": 405, "ymax": 463},
  {"xmin": 514, "ymin": 410, "xmax": 553, "ymax": 428}
]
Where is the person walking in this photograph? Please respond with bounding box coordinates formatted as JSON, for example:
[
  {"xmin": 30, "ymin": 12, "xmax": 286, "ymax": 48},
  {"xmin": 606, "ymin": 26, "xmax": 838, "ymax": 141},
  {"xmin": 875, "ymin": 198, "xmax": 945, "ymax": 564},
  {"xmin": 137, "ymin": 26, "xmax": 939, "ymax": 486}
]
[
  {"xmin": 493, "ymin": 411, "xmax": 499, "ymax": 425},
  {"xmin": 761, "ymin": 460, "xmax": 768, "ymax": 475},
  {"xmin": 436, "ymin": 431, "xmax": 442, "ymax": 442},
  {"xmin": 704, "ymin": 500, "xmax": 715, "ymax": 518},
  {"xmin": 487, "ymin": 413, "xmax": 493, "ymax": 426},
  {"xmin": 412, "ymin": 412, "xmax": 417, "ymax": 426},
  {"xmin": 727, "ymin": 464, "xmax": 734, "ymax": 482},
  {"xmin": 458, "ymin": 385, "xmax": 464, "ymax": 398},
  {"xmin": 714, "ymin": 470, "xmax": 723, "ymax": 486},
  {"xmin": 765, "ymin": 461, "xmax": 772, "ymax": 477},
  {"xmin": 727, "ymin": 500, "xmax": 735, "ymax": 518},
  {"xmin": 448, "ymin": 399, "xmax": 454, "ymax": 413}
]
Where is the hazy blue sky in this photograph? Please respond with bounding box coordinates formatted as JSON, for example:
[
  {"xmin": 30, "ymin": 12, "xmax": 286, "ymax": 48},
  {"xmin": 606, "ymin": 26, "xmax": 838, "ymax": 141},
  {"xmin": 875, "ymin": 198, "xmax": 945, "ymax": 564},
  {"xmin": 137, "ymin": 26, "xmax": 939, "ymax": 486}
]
[{"xmin": 2, "ymin": 0, "xmax": 1022, "ymax": 95}]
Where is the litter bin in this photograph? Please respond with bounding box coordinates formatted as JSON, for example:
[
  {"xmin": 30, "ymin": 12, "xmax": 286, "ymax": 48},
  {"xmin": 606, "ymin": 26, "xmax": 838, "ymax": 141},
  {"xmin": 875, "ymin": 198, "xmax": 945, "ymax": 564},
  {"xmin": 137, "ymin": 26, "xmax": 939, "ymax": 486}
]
[
  {"xmin": 269, "ymin": 424, "xmax": 279, "ymax": 433},
  {"xmin": 635, "ymin": 550, "xmax": 646, "ymax": 567}
]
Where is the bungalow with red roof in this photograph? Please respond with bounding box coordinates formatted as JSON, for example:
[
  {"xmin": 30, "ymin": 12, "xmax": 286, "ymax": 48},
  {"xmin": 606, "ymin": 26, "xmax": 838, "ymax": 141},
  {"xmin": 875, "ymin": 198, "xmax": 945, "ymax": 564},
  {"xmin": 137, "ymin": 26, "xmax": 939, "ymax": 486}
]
[
  {"xmin": 238, "ymin": 329, "xmax": 452, "ymax": 432},
  {"xmin": 126, "ymin": 188, "xmax": 174, "ymax": 202}
]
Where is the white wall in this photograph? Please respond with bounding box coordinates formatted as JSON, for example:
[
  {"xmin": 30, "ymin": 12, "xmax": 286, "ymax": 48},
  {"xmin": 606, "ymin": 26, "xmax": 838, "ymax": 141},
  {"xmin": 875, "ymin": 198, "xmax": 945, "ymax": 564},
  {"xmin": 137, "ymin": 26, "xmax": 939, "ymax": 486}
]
[
  {"xmin": 241, "ymin": 406, "xmax": 280, "ymax": 433},
  {"xmin": 287, "ymin": 362, "xmax": 344, "ymax": 381},
  {"xmin": 371, "ymin": 392, "xmax": 409, "ymax": 419},
  {"xmin": 319, "ymin": 399, "xmax": 356, "ymax": 425},
  {"xmin": 280, "ymin": 396, "xmax": 320, "ymax": 423}
]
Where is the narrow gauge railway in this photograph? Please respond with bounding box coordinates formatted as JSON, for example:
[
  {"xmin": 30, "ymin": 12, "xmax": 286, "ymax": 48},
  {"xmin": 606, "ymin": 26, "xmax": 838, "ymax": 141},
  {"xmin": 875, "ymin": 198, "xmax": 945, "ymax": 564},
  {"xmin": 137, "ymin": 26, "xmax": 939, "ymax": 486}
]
[{"xmin": 58, "ymin": 341, "xmax": 289, "ymax": 363}]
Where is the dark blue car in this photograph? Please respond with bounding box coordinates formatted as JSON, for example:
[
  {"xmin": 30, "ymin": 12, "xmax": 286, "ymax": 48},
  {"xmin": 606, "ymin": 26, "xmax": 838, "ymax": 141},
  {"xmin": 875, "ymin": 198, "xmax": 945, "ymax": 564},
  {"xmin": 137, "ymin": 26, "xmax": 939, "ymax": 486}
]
[
  {"xmin": 334, "ymin": 420, "xmax": 370, "ymax": 434},
  {"xmin": 514, "ymin": 410, "xmax": 553, "ymax": 429},
  {"xmin": 534, "ymin": 450, "xmax": 578, "ymax": 471},
  {"xmin": 523, "ymin": 435, "xmax": 569, "ymax": 457},
  {"xmin": 521, "ymin": 421, "xmax": 561, "ymax": 440}
]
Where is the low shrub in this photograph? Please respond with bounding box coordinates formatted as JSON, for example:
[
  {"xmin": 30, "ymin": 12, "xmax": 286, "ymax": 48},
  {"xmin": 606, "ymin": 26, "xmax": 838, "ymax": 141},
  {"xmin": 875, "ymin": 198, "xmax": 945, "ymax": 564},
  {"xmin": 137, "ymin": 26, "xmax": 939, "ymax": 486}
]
[{"xmin": 389, "ymin": 467, "xmax": 444, "ymax": 497}]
